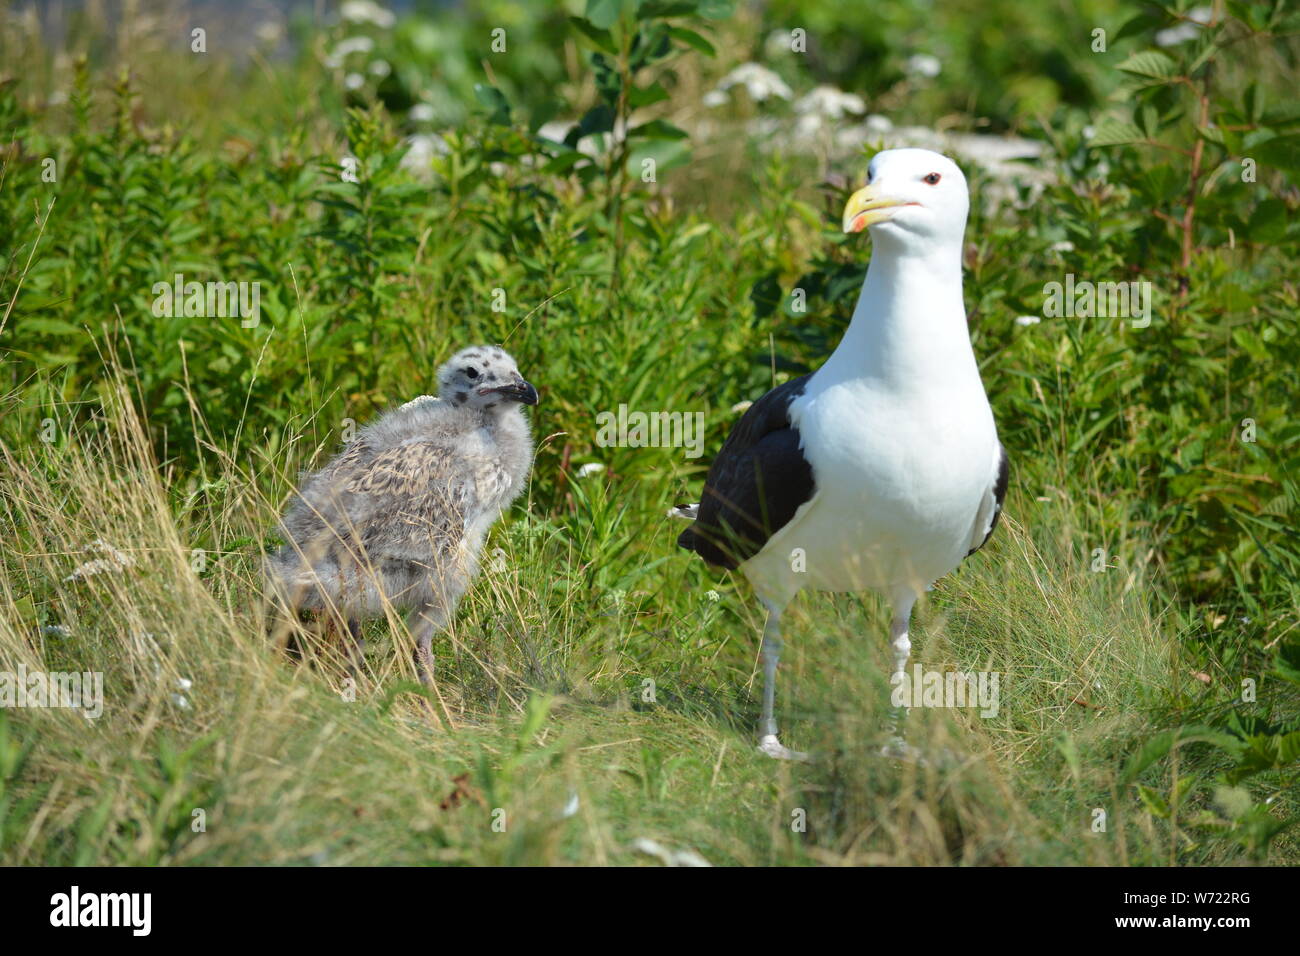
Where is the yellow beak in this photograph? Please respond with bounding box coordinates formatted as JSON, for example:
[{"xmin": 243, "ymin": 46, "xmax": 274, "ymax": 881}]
[{"xmin": 842, "ymin": 184, "xmax": 909, "ymax": 233}]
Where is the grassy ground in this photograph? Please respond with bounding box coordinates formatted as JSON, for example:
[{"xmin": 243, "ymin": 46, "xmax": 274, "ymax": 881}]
[
  {"xmin": 2, "ymin": 1, "xmax": 1297, "ymax": 866},
  {"xmin": 0, "ymin": 370, "xmax": 1286, "ymax": 866}
]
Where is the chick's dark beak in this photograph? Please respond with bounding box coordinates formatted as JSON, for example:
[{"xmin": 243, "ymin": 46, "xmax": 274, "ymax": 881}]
[{"xmin": 485, "ymin": 379, "xmax": 539, "ymax": 405}]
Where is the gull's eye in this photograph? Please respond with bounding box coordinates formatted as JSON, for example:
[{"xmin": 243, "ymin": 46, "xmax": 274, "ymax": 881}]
[
  {"xmin": 923, "ymin": 172, "xmax": 942, "ymax": 185},
  {"xmin": 465, "ymin": 367, "xmax": 479, "ymax": 379}
]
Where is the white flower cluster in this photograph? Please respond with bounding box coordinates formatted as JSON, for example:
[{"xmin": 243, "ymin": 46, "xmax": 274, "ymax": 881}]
[
  {"xmin": 340, "ymin": 1, "xmax": 396, "ymax": 29},
  {"xmin": 704, "ymin": 63, "xmax": 794, "ymax": 107},
  {"xmin": 65, "ymin": 539, "xmax": 135, "ymax": 583},
  {"xmin": 1156, "ymin": 7, "xmax": 1212, "ymax": 47},
  {"xmin": 323, "ymin": 5, "xmax": 397, "ymax": 97}
]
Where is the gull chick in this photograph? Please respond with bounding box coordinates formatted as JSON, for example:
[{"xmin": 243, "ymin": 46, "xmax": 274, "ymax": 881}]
[{"xmin": 266, "ymin": 345, "xmax": 538, "ymax": 682}]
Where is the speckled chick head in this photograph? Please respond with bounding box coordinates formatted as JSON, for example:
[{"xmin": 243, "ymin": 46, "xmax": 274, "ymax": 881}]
[{"xmin": 436, "ymin": 345, "xmax": 538, "ymax": 412}]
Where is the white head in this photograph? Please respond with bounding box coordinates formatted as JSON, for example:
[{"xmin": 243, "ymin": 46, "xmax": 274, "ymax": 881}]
[
  {"xmin": 436, "ymin": 345, "xmax": 538, "ymax": 413},
  {"xmin": 841, "ymin": 148, "xmax": 969, "ymax": 255}
]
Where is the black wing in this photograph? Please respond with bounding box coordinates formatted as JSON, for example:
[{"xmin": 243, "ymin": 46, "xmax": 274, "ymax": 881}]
[
  {"xmin": 966, "ymin": 444, "xmax": 1009, "ymax": 557},
  {"xmin": 678, "ymin": 374, "xmax": 816, "ymax": 570}
]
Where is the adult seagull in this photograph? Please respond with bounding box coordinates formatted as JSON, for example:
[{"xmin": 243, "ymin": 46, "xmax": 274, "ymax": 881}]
[{"xmin": 677, "ymin": 148, "xmax": 1007, "ymax": 760}]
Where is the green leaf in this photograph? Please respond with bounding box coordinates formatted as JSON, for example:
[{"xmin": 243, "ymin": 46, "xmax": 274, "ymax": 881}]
[
  {"xmin": 638, "ymin": 1, "xmax": 699, "ymax": 17},
  {"xmin": 565, "ymin": 105, "xmax": 616, "ymax": 148},
  {"xmin": 591, "ymin": 51, "xmax": 623, "ymax": 105},
  {"xmin": 630, "ymin": 118, "xmax": 689, "ymax": 141},
  {"xmin": 472, "ymin": 83, "xmax": 511, "ymax": 124},
  {"xmin": 1137, "ymin": 785, "xmax": 1170, "ymax": 818},
  {"xmin": 17, "ymin": 317, "xmax": 82, "ymax": 336},
  {"xmin": 1247, "ymin": 199, "xmax": 1288, "ymax": 243},
  {"xmin": 1185, "ymin": 32, "xmax": 1222, "ymax": 75},
  {"xmin": 628, "ymin": 137, "xmax": 691, "ymax": 175},
  {"xmin": 568, "ymin": 16, "xmax": 617, "ymax": 54},
  {"xmin": 628, "ymin": 82, "xmax": 671, "ymax": 109},
  {"xmin": 542, "ymin": 150, "xmax": 588, "ymax": 175},
  {"xmin": 1120, "ymin": 727, "xmax": 1244, "ymax": 785},
  {"xmin": 1089, "ymin": 118, "xmax": 1145, "ymax": 147},
  {"xmin": 666, "ymin": 26, "xmax": 715, "ymax": 56},
  {"xmin": 1273, "ymin": 638, "xmax": 1300, "ymax": 686},
  {"xmin": 1244, "ymin": 82, "xmax": 1266, "ymax": 124},
  {"xmin": 697, "ymin": 0, "xmax": 735, "ymax": 19},
  {"xmin": 1253, "ymin": 134, "xmax": 1300, "ymax": 172},
  {"xmin": 1139, "ymin": 104, "xmax": 1159, "ymax": 137},
  {"xmin": 1113, "ymin": 11, "xmax": 1166, "ymax": 43},
  {"xmin": 630, "ymin": 23, "xmax": 674, "ymax": 69},
  {"xmin": 1115, "ymin": 50, "xmax": 1179, "ymax": 80},
  {"xmin": 585, "ymin": 0, "xmax": 624, "ymax": 30},
  {"xmin": 1227, "ymin": 0, "xmax": 1270, "ymax": 31}
]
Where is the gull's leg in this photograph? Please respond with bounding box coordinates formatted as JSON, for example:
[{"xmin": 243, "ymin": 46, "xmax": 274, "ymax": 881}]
[
  {"xmin": 756, "ymin": 599, "xmax": 808, "ymax": 761},
  {"xmin": 889, "ymin": 598, "xmax": 915, "ymax": 691},
  {"xmin": 409, "ymin": 603, "xmax": 445, "ymax": 688},
  {"xmin": 882, "ymin": 590, "xmax": 920, "ymax": 760},
  {"xmin": 345, "ymin": 618, "xmax": 366, "ymax": 682}
]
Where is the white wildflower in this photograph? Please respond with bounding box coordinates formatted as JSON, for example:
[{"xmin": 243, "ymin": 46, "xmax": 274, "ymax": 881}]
[
  {"xmin": 340, "ymin": 1, "xmax": 396, "ymax": 29},
  {"xmin": 344, "ymin": 72, "xmax": 366, "ymax": 91},
  {"xmin": 576, "ymin": 462, "xmax": 606, "ymax": 478},
  {"xmin": 536, "ymin": 119, "xmax": 573, "ymax": 142},
  {"xmin": 794, "ymin": 85, "xmax": 866, "ymax": 120},
  {"xmin": 409, "ymin": 103, "xmax": 436, "ymax": 123},
  {"xmin": 795, "ymin": 113, "xmax": 825, "ymax": 140},
  {"xmin": 65, "ymin": 540, "xmax": 135, "ymax": 582},
  {"xmin": 763, "ymin": 29, "xmax": 794, "ymax": 60},
  {"xmin": 368, "ymin": 59, "xmax": 391, "ymax": 78},
  {"xmin": 1156, "ymin": 7, "xmax": 1211, "ymax": 47},
  {"xmin": 1015, "ymin": 315, "xmax": 1041, "ymax": 326},
  {"xmin": 325, "ymin": 35, "xmax": 375, "ymax": 68},
  {"xmin": 714, "ymin": 63, "xmax": 793, "ymax": 102},
  {"xmin": 904, "ymin": 54, "xmax": 942, "ymax": 79},
  {"xmin": 702, "ymin": 89, "xmax": 729, "ymax": 108},
  {"xmin": 705, "ymin": 590, "xmax": 720, "ymax": 602},
  {"xmin": 399, "ymin": 133, "xmax": 448, "ymax": 174}
]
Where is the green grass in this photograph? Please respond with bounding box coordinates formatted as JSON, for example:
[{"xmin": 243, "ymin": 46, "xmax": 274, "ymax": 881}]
[
  {"xmin": 0, "ymin": 374, "xmax": 1291, "ymax": 865},
  {"xmin": 1, "ymin": 0, "xmax": 1297, "ymax": 866}
]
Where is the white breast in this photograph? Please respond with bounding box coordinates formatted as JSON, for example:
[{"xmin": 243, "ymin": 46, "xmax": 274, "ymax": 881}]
[{"xmin": 745, "ymin": 375, "xmax": 997, "ymax": 600}]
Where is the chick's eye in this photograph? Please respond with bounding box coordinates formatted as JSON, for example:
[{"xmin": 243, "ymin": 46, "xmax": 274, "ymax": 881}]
[
  {"xmin": 923, "ymin": 172, "xmax": 941, "ymax": 185},
  {"xmin": 465, "ymin": 367, "xmax": 478, "ymax": 379}
]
